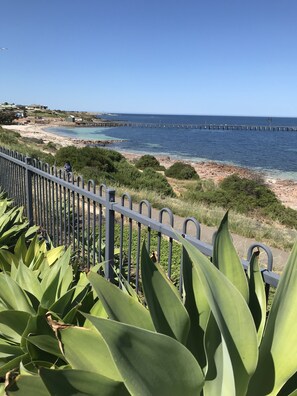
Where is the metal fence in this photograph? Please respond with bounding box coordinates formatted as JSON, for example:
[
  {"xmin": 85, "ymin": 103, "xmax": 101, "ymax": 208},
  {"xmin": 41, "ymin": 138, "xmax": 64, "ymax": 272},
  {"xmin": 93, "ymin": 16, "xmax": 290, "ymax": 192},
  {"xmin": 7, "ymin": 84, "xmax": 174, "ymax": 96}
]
[{"xmin": 0, "ymin": 147, "xmax": 280, "ymax": 293}]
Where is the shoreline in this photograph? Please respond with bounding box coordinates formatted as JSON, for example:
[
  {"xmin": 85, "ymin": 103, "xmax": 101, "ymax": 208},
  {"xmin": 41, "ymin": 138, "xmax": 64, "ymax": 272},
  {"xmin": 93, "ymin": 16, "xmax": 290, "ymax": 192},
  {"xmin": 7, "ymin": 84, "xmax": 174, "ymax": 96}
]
[
  {"xmin": 3, "ymin": 123, "xmax": 297, "ymax": 210},
  {"xmin": 2, "ymin": 124, "xmax": 123, "ymax": 147}
]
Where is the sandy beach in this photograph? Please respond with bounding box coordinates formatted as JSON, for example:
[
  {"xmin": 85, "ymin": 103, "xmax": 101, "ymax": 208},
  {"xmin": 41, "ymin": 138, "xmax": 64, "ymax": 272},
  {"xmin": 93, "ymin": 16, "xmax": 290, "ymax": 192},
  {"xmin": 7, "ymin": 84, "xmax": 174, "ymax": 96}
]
[{"xmin": 3, "ymin": 123, "xmax": 297, "ymax": 210}]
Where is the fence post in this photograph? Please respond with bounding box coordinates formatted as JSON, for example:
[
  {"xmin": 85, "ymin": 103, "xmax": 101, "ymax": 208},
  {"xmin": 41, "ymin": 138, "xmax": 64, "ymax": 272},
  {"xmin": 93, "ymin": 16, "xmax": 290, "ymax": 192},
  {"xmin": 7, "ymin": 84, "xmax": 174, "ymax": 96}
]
[
  {"xmin": 25, "ymin": 157, "xmax": 34, "ymax": 226},
  {"xmin": 105, "ymin": 188, "xmax": 115, "ymax": 282}
]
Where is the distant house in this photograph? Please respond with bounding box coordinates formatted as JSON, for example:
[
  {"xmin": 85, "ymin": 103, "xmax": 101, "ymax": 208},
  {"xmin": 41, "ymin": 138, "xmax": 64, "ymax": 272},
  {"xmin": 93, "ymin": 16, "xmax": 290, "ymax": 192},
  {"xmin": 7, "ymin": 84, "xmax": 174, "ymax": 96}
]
[
  {"xmin": 0, "ymin": 103, "xmax": 17, "ymax": 110},
  {"xmin": 26, "ymin": 104, "xmax": 48, "ymax": 110},
  {"xmin": 66, "ymin": 115, "xmax": 76, "ymax": 122}
]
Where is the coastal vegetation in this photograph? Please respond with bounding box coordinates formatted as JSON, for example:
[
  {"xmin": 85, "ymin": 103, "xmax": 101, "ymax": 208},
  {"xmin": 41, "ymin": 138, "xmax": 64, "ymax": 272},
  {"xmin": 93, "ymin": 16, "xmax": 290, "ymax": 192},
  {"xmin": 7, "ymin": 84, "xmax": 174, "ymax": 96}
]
[
  {"xmin": 0, "ymin": 110, "xmax": 16, "ymax": 125},
  {"xmin": 184, "ymin": 174, "xmax": 297, "ymax": 229},
  {"xmin": 135, "ymin": 154, "xmax": 165, "ymax": 171},
  {"xmin": 0, "ymin": 126, "xmax": 297, "ymax": 251},
  {"xmin": 0, "ymin": 126, "xmax": 55, "ymax": 164},
  {"xmin": 165, "ymin": 161, "xmax": 199, "ymax": 180},
  {"xmin": 55, "ymin": 146, "xmax": 175, "ymax": 197}
]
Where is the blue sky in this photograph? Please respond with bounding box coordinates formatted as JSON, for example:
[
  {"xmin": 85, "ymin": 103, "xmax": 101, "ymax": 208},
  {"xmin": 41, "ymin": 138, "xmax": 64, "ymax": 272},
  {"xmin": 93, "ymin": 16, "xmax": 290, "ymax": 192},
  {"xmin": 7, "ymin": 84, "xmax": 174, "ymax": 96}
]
[{"xmin": 1, "ymin": 0, "xmax": 297, "ymax": 116}]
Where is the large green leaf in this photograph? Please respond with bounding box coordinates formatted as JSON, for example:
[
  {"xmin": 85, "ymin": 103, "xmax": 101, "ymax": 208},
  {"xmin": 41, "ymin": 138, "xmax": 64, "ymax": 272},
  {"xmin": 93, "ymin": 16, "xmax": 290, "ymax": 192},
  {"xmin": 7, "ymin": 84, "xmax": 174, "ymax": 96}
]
[
  {"xmin": 14, "ymin": 260, "xmax": 43, "ymax": 301},
  {"xmin": 13, "ymin": 234, "xmax": 27, "ymax": 262},
  {"xmin": 27, "ymin": 335, "xmax": 64, "ymax": 359},
  {"xmin": 178, "ymin": 234, "xmax": 258, "ymax": 395},
  {"xmin": 60, "ymin": 326, "xmax": 122, "ymax": 381},
  {"xmin": 0, "ymin": 249, "xmax": 17, "ymax": 272},
  {"xmin": 40, "ymin": 269, "xmax": 61, "ymax": 309},
  {"xmin": 182, "ymin": 248, "xmax": 209, "ymax": 367},
  {"xmin": 57, "ymin": 264, "xmax": 73, "ymax": 298},
  {"xmin": 213, "ymin": 212, "xmax": 249, "ymax": 301},
  {"xmin": 24, "ymin": 225, "xmax": 39, "ymax": 240},
  {"xmin": 6, "ymin": 372, "xmax": 50, "ymax": 395},
  {"xmin": 24, "ymin": 234, "xmax": 38, "ymax": 266},
  {"xmin": 84, "ymin": 300, "xmax": 108, "ymax": 329},
  {"xmin": 203, "ymin": 314, "xmax": 236, "ymax": 396},
  {"xmin": 0, "ymin": 274, "xmax": 35, "ymax": 314},
  {"xmin": 44, "ymin": 246, "xmax": 65, "ymax": 266},
  {"xmin": 0, "ymin": 353, "xmax": 28, "ymax": 377},
  {"xmin": 20, "ymin": 314, "xmax": 54, "ymax": 353},
  {"xmin": 0, "ymin": 311, "xmax": 31, "ymax": 343},
  {"xmin": 88, "ymin": 271, "xmax": 154, "ymax": 331},
  {"xmin": 278, "ymin": 372, "xmax": 297, "ymax": 396},
  {"xmin": 49, "ymin": 288, "xmax": 75, "ymax": 318},
  {"xmin": 40, "ymin": 247, "xmax": 71, "ymax": 292},
  {"xmin": 0, "ymin": 342, "xmax": 24, "ymax": 365},
  {"xmin": 247, "ymin": 251, "xmax": 266, "ymax": 345},
  {"xmin": 72, "ymin": 272, "xmax": 90, "ymax": 300},
  {"xmin": 84, "ymin": 315, "xmax": 205, "ymax": 396},
  {"xmin": 141, "ymin": 244, "xmax": 190, "ymax": 344},
  {"xmin": 40, "ymin": 367, "xmax": 129, "ymax": 396},
  {"xmin": 248, "ymin": 241, "xmax": 297, "ymax": 395}
]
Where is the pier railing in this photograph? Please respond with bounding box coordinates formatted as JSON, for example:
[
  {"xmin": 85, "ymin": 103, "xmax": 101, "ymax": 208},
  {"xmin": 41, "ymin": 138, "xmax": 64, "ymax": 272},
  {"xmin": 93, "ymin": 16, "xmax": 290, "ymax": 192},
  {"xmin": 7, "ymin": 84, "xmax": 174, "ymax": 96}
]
[
  {"xmin": 84, "ymin": 121, "xmax": 297, "ymax": 131},
  {"xmin": 0, "ymin": 147, "xmax": 280, "ymax": 293}
]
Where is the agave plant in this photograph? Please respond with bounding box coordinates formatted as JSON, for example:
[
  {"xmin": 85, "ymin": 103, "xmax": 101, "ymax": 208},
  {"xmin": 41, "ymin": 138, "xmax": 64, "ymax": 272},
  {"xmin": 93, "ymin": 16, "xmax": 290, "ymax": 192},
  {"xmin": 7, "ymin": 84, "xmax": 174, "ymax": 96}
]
[
  {"xmin": 0, "ymin": 235, "xmax": 99, "ymax": 382},
  {"xmin": 5, "ymin": 213, "xmax": 297, "ymax": 395},
  {"xmin": 0, "ymin": 194, "xmax": 38, "ymax": 250}
]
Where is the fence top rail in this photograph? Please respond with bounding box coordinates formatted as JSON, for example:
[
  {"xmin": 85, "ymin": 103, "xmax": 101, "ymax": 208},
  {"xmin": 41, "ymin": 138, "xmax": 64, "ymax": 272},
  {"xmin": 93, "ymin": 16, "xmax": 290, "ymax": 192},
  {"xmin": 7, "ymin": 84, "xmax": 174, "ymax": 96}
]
[{"xmin": 0, "ymin": 149, "xmax": 27, "ymax": 168}]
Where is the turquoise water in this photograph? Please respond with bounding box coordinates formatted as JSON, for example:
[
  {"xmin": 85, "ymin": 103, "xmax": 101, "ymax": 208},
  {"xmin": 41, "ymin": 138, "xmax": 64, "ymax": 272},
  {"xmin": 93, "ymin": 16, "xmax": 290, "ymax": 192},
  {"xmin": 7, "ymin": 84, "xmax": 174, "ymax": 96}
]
[
  {"xmin": 47, "ymin": 113, "xmax": 297, "ymax": 181},
  {"xmin": 46, "ymin": 126, "xmax": 123, "ymax": 141}
]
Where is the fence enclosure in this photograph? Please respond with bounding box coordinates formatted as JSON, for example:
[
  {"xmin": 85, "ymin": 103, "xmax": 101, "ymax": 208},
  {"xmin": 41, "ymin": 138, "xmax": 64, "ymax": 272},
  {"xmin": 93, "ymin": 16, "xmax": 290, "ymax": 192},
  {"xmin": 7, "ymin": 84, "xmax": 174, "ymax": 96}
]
[{"xmin": 0, "ymin": 147, "xmax": 280, "ymax": 292}]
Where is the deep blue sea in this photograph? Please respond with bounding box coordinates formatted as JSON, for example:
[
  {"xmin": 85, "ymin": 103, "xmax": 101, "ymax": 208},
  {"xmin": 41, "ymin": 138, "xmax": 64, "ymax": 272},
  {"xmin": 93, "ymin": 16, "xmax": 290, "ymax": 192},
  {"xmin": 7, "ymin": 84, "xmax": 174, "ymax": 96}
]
[{"xmin": 47, "ymin": 113, "xmax": 297, "ymax": 181}]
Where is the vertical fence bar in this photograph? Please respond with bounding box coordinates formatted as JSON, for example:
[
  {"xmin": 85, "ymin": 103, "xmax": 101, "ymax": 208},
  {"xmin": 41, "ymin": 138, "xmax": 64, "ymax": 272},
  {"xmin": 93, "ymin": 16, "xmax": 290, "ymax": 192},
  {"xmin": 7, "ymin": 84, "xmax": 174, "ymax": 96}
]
[
  {"xmin": 67, "ymin": 176, "xmax": 71, "ymax": 247},
  {"xmin": 25, "ymin": 157, "xmax": 34, "ymax": 226},
  {"xmin": 105, "ymin": 188, "xmax": 115, "ymax": 282},
  {"xmin": 55, "ymin": 169, "xmax": 59, "ymax": 246},
  {"xmin": 92, "ymin": 183, "xmax": 96, "ymax": 267},
  {"xmin": 81, "ymin": 179, "xmax": 85, "ymax": 262},
  {"xmin": 51, "ymin": 170, "xmax": 56, "ymax": 244},
  {"xmin": 45, "ymin": 167, "xmax": 51, "ymax": 237}
]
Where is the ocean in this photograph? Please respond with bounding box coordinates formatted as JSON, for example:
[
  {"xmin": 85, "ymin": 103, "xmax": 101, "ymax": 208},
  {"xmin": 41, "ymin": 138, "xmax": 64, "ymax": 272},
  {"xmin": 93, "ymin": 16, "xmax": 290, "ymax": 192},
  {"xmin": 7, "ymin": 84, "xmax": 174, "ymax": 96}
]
[{"xmin": 47, "ymin": 113, "xmax": 297, "ymax": 181}]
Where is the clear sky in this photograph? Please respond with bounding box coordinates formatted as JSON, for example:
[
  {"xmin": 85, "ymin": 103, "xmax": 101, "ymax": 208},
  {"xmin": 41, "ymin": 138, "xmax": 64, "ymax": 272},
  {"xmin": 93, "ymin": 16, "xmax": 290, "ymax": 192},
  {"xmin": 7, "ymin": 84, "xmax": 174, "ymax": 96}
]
[{"xmin": 1, "ymin": 0, "xmax": 297, "ymax": 117}]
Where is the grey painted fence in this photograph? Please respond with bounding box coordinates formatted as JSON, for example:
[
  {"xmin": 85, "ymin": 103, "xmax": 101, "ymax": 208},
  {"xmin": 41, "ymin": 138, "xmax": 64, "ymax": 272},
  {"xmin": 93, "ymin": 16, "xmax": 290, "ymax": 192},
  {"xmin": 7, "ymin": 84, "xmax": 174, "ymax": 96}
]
[{"xmin": 0, "ymin": 147, "xmax": 280, "ymax": 293}]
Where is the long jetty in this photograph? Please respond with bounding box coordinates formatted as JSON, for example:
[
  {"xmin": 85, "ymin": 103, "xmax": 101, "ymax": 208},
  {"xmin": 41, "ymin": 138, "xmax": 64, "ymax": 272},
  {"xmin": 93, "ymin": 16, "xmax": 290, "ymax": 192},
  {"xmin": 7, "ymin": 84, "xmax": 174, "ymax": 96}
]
[{"xmin": 78, "ymin": 122, "xmax": 297, "ymax": 132}]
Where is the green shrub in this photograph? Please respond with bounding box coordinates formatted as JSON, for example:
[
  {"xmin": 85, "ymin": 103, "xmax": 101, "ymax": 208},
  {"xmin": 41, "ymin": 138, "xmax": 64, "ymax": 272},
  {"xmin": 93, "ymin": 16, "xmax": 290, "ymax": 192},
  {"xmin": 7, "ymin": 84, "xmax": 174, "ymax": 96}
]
[
  {"xmin": 80, "ymin": 166, "xmax": 115, "ymax": 185},
  {"xmin": 165, "ymin": 161, "xmax": 199, "ymax": 180},
  {"xmin": 184, "ymin": 174, "xmax": 297, "ymax": 229},
  {"xmin": 135, "ymin": 154, "xmax": 165, "ymax": 170},
  {"xmin": 55, "ymin": 146, "xmax": 123, "ymax": 172},
  {"xmin": 139, "ymin": 168, "xmax": 175, "ymax": 197},
  {"xmin": 26, "ymin": 148, "xmax": 55, "ymax": 165},
  {"xmin": 115, "ymin": 163, "xmax": 175, "ymax": 197},
  {"xmin": 220, "ymin": 174, "xmax": 277, "ymax": 210},
  {"xmin": 0, "ymin": 110, "xmax": 16, "ymax": 125},
  {"xmin": 115, "ymin": 160, "xmax": 142, "ymax": 187},
  {"xmin": 46, "ymin": 141, "xmax": 58, "ymax": 151},
  {"xmin": 0, "ymin": 128, "xmax": 20, "ymax": 145}
]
